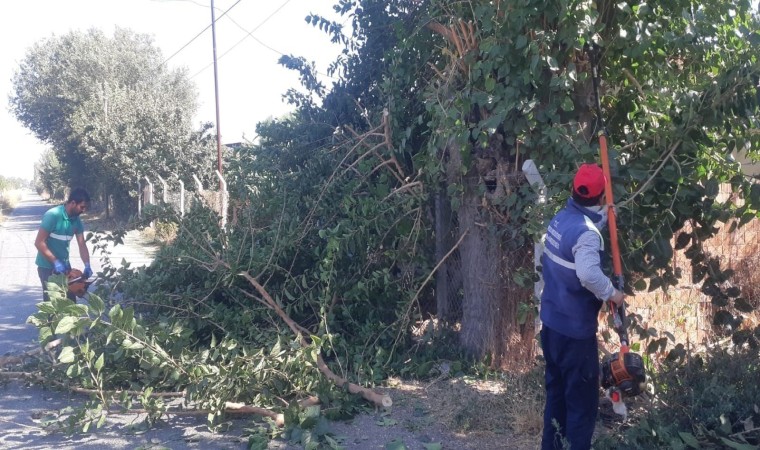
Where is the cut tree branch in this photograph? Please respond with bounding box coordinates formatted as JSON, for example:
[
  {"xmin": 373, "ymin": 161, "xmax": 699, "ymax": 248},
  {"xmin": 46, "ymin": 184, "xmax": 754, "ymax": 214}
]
[{"xmin": 237, "ymin": 271, "xmax": 392, "ymax": 408}]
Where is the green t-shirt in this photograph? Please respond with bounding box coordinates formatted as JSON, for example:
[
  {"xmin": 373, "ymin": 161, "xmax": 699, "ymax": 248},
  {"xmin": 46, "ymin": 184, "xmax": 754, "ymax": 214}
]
[{"xmin": 35, "ymin": 205, "xmax": 85, "ymax": 269}]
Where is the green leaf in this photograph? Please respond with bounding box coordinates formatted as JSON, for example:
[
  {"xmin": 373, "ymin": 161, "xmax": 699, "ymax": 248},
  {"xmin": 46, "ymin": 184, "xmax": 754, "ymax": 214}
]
[
  {"xmin": 720, "ymin": 437, "xmax": 757, "ymax": 450},
  {"xmin": 39, "ymin": 326, "xmax": 53, "ymax": 342},
  {"xmin": 484, "ymin": 77, "xmax": 496, "ymax": 92},
  {"xmin": 734, "ymin": 298, "xmax": 755, "ymax": 313},
  {"xmin": 515, "ymin": 35, "xmax": 527, "ymax": 49},
  {"xmin": 423, "ymin": 444, "xmax": 443, "ymax": 450},
  {"xmin": 87, "ymin": 294, "xmax": 106, "ymax": 316},
  {"xmin": 37, "ymin": 302, "xmax": 56, "ymax": 314},
  {"xmin": 109, "ymin": 304, "xmax": 122, "ymax": 320},
  {"xmin": 122, "ymin": 339, "xmax": 145, "ymax": 350},
  {"xmin": 561, "ymin": 96, "xmax": 574, "ymax": 112},
  {"xmin": 713, "ymin": 310, "xmax": 734, "ymax": 326},
  {"xmin": 94, "ymin": 353, "xmax": 104, "ymax": 371},
  {"xmin": 58, "ymin": 346, "xmax": 76, "ymax": 364},
  {"xmin": 546, "ymin": 57, "xmax": 559, "ymax": 71},
  {"xmin": 55, "ymin": 316, "xmax": 78, "ymax": 334},
  {"xmin": 385, "ymin": 439, "xmax": 407, "ymax": 450},
  {"xmin": 679, "ymin": 431, "xmax": 701, "ymax": 448}
]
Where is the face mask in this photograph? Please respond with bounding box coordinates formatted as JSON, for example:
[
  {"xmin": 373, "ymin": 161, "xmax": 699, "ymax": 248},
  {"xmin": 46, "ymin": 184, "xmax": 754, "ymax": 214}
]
[{"xmin": 586, "ymin": 205, "xmax": 608, "ymax": 230}]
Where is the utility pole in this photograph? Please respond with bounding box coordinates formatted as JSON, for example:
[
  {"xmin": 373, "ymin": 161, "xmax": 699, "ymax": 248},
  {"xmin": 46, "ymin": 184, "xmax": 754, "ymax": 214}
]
[{"xmin": 210, "ymin": 0, "xmax": 223, "ymax": 176}]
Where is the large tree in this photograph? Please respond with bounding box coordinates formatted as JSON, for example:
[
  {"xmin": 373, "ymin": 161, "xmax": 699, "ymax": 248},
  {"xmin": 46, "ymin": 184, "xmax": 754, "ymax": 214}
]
[
  {"xmin": 428, "ymin": 0, "xmax": 759, "ymax": 358},
  {"xmin": 9, "ymin": 28, "xmax": 214, "ymax": 215},
  {"xmin": 299, "ymin": 0, "xmax": 760, "ymax": 360}
]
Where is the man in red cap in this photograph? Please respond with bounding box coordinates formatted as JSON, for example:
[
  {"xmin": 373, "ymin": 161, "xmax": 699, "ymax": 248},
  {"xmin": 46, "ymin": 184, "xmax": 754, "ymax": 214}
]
[{"xmin": 539, "ymin": 163, "xmax": 625, "ymax": 450}]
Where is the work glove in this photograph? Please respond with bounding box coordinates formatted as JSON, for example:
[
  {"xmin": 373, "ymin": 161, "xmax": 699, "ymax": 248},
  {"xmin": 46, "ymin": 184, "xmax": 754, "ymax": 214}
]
[
  {"xmin": 83, "ymin": 263, "xmax": 93, "ymax": 279},
  {"xmin": 53, "ymin": 259, "xmax": 66, "ymax": 274}
]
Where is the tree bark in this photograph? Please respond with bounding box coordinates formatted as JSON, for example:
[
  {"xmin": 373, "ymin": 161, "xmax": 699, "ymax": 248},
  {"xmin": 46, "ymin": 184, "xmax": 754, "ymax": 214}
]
[
  {"xmin": 435, "ymin": 187, "xmax": 461, "ymax": 322},
  {"xmin": 457, "ymin": 177, "xmax": 507, "ymax": 358}
]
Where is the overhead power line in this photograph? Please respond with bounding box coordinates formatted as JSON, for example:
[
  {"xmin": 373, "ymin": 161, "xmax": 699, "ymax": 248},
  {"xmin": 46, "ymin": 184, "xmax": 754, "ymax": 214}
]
[
  {"xmin": 191, "ymin": 0, "xmax": 323, "ymax": 80},
  {"xmin": 158, "ymin": 0, "xmax": 243, "ymax": 69}
]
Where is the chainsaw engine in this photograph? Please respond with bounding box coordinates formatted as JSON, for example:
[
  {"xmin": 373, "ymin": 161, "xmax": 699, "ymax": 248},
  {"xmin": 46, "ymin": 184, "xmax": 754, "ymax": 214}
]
[
  {"xmin": 67, "ymin": 268, "xmax": 88, "ymax": 298},
  {"xmin": 600, "ymin": 350, "xmax": 646, "ymax": 397}
]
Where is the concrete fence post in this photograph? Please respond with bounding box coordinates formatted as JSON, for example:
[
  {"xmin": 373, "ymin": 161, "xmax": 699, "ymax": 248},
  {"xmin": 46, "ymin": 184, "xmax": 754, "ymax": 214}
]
[
  {"xmin": 156, "ymin": 174, "xmax": 168, "ymax": 204},
  {"xmin": 215, "ymin": 170, "xmax": 228, "ymax": 230},
  {"xmin": 178, "ymin": 178, "xmax": 185, "ymax": 216},
  {"xmin": 137, "ymin": 179, "xmax": 142, "ymax": 218},
  {"xmin": 193, "ymin": 174, "xmax": 204, "ymax": 193},
  {"xmin": 144, "ymin": 176, "xmax": 154, "ymax": 205}
]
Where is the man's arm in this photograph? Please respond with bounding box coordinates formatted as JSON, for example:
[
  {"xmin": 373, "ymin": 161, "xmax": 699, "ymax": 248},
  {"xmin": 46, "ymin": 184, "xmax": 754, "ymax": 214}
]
[
  {"xmin": 34, "ymin": 228, "xmax": 57, "ymax": 265},
  {"xmin": 574, "ymin": 231, "xmax": 624, "ymax": 306},
  {"xmin": 76, "ymin": 232, "xmax": 90, "ymax": 266}
]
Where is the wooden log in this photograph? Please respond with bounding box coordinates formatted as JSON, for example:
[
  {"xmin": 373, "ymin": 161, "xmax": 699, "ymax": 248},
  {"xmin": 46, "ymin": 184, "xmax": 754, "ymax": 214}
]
[{"xmin": 225, "ymin": 402, "xmax": 285, "ymax": 426}]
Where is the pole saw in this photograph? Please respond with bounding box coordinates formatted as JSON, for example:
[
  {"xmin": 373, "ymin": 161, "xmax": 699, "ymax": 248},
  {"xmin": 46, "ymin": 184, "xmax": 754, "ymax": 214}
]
[{"xmin": 587, "ymin": 44, "xmax": 646, "ymax": 407}]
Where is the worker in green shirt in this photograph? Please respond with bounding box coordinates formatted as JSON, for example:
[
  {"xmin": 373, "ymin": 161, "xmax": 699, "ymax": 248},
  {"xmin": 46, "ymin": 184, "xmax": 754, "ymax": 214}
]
[{"xmin": 34, "ymin": 187, "xmax": 92, "ymax": 300}]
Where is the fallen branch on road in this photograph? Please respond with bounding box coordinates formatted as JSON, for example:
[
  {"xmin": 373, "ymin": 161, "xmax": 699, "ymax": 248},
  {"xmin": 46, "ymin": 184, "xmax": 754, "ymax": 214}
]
[{"xmin": 0, "ymin": 338, "xmax": 61, "ymax": 368}]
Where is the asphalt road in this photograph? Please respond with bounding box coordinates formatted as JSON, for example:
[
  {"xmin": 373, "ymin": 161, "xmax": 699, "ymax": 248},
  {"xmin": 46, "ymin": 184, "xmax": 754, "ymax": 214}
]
[{"xmin": 0, "ymin": 191, "xmax": 251, "ymax": 450}]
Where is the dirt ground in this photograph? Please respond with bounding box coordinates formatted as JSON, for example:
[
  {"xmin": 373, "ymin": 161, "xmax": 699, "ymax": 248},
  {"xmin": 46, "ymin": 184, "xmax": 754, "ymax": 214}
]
[
  {"xmin": 261, "ymin": 372, "xmax": 633, "ymax": 450},
  {"xmin": 259, "ymin": 375, "xmax": 543, "ymax": 450}
]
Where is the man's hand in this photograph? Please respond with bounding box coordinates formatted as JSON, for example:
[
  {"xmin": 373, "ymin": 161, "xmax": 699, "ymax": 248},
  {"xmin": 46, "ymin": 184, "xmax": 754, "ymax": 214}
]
[
  {"xmin": 608, "ymin": 288, "xmax": 625, "ymax": 307},
  {"xmin": 53, "ymin": 259, "xmax": 66, "ymax": 274},
  {"xmin": 83, "ymin": 263, "xmax": 93, "ymax": 279}
]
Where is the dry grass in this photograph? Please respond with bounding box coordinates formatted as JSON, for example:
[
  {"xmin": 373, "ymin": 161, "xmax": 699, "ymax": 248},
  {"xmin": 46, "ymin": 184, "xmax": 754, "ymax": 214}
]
[
  {"xmin": 385, "ymin": 371, "xmax": 544, "ymax": 449},
  {"xmin": 0, "ymin": 189, "xmax": 23, "ymax": 221},
  {"xmin": 396, "ymin": 369, "xmax": 544, "ymax": 436}
]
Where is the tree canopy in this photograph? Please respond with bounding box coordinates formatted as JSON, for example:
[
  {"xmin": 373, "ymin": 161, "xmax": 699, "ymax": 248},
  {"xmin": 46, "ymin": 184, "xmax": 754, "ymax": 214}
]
[{"xmin": 10, "ymin": 27, "xmax": 215, "ymax": 215}]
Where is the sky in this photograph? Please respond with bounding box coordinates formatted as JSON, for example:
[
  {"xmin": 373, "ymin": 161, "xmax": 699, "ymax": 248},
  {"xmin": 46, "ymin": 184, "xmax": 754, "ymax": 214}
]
[{"xmin": 1, "ymin": 0, "xmax": 344, "ymax": 180}]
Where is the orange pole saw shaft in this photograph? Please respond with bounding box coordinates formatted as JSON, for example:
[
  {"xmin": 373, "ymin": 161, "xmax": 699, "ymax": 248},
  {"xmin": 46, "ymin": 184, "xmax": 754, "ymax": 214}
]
[
  {"xmin": 589, "ymin": 42, "xmax": 629, "ymax": 350},
  {"xmin": 598, "ymin": 130, "xmax": 629, "ymax": 350},
  {"xmin": 599, "ymin": 132, "xmax": 622, "ymax": 277}
]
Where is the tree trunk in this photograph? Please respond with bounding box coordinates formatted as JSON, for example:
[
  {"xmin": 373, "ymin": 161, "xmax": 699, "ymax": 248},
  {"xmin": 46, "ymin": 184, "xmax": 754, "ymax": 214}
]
[
  {"xmin": 443, "ymin": 140, "xmax": 535, "ymax": 366},
  {"xmin": 435, "ymin": 187, "xmax": 461, "ymax": 322},
  {"xmin": 457, "ymin": 176, "xmax": 507, "ymax": 358}
]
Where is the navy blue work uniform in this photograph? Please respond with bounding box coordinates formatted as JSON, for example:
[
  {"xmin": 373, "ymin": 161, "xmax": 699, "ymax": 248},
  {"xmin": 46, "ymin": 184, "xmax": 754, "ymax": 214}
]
[{"xmin": 540, "ymin": 198, "xmax": 606, "ymax": 450}]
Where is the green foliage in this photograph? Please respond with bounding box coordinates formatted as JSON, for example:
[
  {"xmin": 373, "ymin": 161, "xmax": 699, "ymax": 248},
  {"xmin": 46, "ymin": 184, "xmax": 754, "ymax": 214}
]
[
  {"xmin": 0, "ymin": 175, "xmax": 27, "ymax": 217},
  {"xmin": 595, "ymin": 348, "xmax": 760, "ymax": 449},
  {"xmin": 0, "ymin": 175, "xmax": 28, "ymax": 192},
  {"xmin": 26, "ymin": 269, "xmax": 373, "ymax": 434},
  {"xmin": 18, "ymin": 0, "xmax": 760, "ymax": 442},
  {"xmin": 34, "ymin": 149, "xmax": 67, "ymax": 200}
]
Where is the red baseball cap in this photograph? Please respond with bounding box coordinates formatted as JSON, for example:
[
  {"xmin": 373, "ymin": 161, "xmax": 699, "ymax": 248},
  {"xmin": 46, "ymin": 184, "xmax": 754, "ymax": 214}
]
[{"xmin": 573, "ymin": 163, "xmax": 606, "ymax": 198}]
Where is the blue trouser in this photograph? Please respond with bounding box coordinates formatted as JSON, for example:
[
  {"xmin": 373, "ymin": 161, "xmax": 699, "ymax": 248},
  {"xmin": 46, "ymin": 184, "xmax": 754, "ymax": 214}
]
[{"xmin": 541, "ymin": 325, "xmax": 599, "ymax": 450}]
